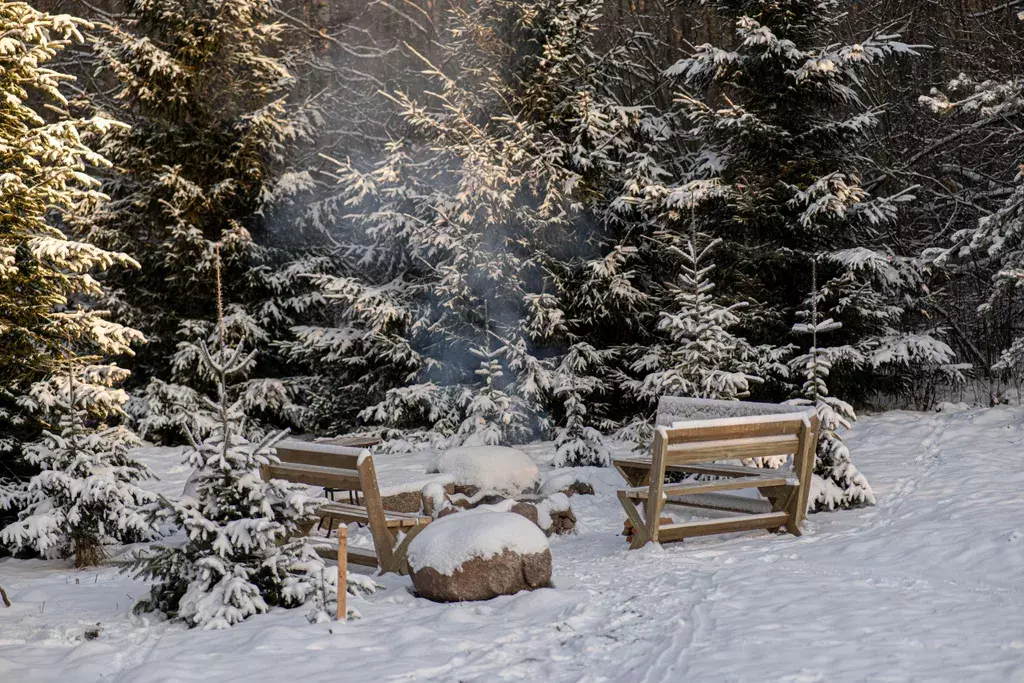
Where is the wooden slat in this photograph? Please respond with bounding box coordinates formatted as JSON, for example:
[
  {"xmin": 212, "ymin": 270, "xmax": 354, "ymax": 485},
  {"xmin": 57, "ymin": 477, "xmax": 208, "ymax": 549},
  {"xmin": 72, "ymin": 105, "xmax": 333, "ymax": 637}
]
[
  {"xmin": 660, "ymin": 414, "xmax": 809, "ymax": 445},
  {"xmin": 646, "ymin": 429, "xmax": 667, "ymax": 543},
  {"xmin": 674, "ymin": 462, "xmax": 789, "ymax": 478},
  {"xmin": 312, "ymin": 543, "xmax": 378, "ymax": 567},
  {"xmin": 337, "ymin": 525, "xmax": 347, "ymax": 621},
  {"xmin": 614, "ymin": 459, "xmax": 789, "ymax": 481},
  {"xmin": 663, "ymin": 434, "xmax": 801, "ymax": 465},
  {"xmin": 359, "ymin": 456, "xmax": 397, "ymax": 570},
  {"xmin": 656, "ymin": 512, "xmax": 790, "ymax": 542},
  {"xmin": 623, "ymin": 473, "xmax": 790, "ymax": 500},
  {"xmin": 667, "ymin": 492, "xmax": 773, "ymax": 515},
  {"xmin": 346, "ymin": 546, "xmax": 380, "ymax": 567},
  {"xmin": 322, "ymin": 435, "xmax": 381, "ymax": 448},
  {"xmin": 319, "ymin": 503, "xmax": 428, "ymax": 528},
  {"xmin": 264, "ymin": 462, "xmax": 362, "ymax": 490},
  {"xmin": 275, "ymin": 439, "xmax": 365, "ymax": 469}
]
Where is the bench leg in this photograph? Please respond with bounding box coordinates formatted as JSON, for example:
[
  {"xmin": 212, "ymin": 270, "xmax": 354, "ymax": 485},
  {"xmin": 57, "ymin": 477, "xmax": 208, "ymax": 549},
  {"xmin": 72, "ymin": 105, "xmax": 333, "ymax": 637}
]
[
  {"xmin": 614, "ymin": 465, "xmax": 651, "ymax": 488},
  {"xmin": 386, "ymin": 524, "xmax": 428, "ymax": 575},
  {"xmin": 760, "ymin": 484, "xmax": 796, "ymax": 534},
  {"xmin": 617, "ymin": 491, "xmax": 653, "ymax": 550}
]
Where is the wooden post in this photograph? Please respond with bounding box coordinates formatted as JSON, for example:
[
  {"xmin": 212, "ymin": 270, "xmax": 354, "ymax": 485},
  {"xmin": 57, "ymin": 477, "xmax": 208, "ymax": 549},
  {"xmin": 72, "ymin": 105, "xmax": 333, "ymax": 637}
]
[{"xmin": 336, "ymin": 525, "xmax": 347, "ymax": 622}]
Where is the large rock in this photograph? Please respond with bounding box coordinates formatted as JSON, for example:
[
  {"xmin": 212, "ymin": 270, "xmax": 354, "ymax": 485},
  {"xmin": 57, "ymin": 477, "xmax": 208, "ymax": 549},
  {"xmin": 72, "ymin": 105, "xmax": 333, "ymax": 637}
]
[
  {"xmin": 379, "ymin": 489, "xmax": 423, "ymax": 513},
  {"xmin": 408, "ymin": 510, "xmax": 552, "ymax": 602},
  {"xmin": 427, "ymin": 446, "xmax": 540, "ymax": 497}
]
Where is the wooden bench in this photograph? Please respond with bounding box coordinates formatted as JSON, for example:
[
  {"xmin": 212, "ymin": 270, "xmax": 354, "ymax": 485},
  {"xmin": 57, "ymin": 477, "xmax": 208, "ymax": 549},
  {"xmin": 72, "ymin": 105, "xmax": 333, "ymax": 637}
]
[
  {"xmin": 261, "ymin": 439, "xmax": 431, "ymax": 575},
  {"xmin": 614, "ymin": 408, "xmax": 819, "ymax": 549}
]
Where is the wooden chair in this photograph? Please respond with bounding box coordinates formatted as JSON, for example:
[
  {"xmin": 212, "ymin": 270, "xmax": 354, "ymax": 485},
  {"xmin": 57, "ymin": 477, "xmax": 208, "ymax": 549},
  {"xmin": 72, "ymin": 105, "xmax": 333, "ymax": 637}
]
[
  {"xmin": 614, "ymin": 409, "xmax": 820, "ymax": 549},
  {"xmin": 261, "ymin": 439, "xmax": 431, "ymax": 575}
]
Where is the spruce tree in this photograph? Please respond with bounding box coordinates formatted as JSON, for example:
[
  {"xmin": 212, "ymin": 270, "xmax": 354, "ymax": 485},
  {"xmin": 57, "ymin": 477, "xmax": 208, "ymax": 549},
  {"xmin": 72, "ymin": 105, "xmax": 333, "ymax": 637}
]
[
  {"xmin": 1, "ymin": 361, "xmax": 155, "ymax": 567},
  {"xmin": 659, "ymin": 0, "xmax": 947, "ymax": 499},
  {"xmin": 0, "ymin": 3, "xmax": 140, "ymax": 392},
  {"xmin": 0, "ymin": 2, "xmax": 143, "ymax": 532},
  {"xmin": 665, "ymin": 0, "xmax": 923, "ymax": 380},
  {"xmin": 80, "ymin": 0, "xmax": 316, "ymax": 441},
  {"xmin": 132, "ymin": 253, "xmax": 368, "ymax": 627},
  {"xmin": 924, "ymin": 73, "xmax": 1024, "ymax": 387},
  {"xmin": 787, "ymin": 259, "xmax": 875, "ymax": 511},
  {"xmin": 289, "ymin": 0, "xmax": 663, "ymax": 462}
]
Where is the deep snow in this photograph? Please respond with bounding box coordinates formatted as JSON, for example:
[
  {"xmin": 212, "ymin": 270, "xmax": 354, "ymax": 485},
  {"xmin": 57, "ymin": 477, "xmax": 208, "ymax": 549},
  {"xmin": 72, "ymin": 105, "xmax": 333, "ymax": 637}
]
[{"xmin": 3, "ymin": 407, "xmax": 1024, "ymax": 682}]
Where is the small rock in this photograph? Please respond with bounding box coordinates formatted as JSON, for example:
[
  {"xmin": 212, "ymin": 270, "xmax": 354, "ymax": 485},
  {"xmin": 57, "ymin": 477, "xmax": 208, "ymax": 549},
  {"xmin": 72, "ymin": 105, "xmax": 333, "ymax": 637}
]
[
  {"xmin": 453, "ymin": 484, "xmax": 481, "ymax": 498},
  {"xmin": 510, "ymin": 502, "xmax": 539, "ymax": 526},
  {"xmin": 549, "ymin": 508, "xmax": 576, "ymax": 535},
  {"xmin": 411, "ymin": 549, "xmax": 552, "ymax": 603},
  {"xmin": 563, "ymin": 482, "xmax": 595, "ymax": 496},
  {"xmin": 421, "ymin": 483, "xmax": 449, "ymax": 517}
]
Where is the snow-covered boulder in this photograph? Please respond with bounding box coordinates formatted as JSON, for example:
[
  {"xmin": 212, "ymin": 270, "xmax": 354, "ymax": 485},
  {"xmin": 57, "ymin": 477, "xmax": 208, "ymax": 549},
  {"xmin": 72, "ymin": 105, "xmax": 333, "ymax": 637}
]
[
  {"xmin": 407, "ymin": 509, "xmax": 552, "ymax": 602},
  {"xmin": 427, "ymin": 446, "xmax": 540, "ymax": 497}
]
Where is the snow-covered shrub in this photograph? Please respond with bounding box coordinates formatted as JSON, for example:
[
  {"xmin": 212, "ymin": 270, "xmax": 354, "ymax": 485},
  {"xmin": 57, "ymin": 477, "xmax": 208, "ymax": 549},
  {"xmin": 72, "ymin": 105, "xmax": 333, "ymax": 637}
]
[
  {"xmin": 79, "ymin": 0, "xmax": 320, "ymax": 442},
  {"xmin": 1, "ymin": 364, "xmax": 155, "ymax": 566}
]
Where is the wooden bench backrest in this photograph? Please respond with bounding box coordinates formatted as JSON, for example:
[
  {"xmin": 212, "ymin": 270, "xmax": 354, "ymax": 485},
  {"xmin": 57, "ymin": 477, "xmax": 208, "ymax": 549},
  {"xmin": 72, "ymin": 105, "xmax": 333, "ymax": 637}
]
[
  {"xmin": 659, "ymin": 412, "xmax": 812, "ymax": 466},
  {"xmin": 276, "ymin": 440, "xmax": 364, "ymax": 469},
  {"xmin": 264, "ymin": 440, "xmax": 368, "ymax": 492}
]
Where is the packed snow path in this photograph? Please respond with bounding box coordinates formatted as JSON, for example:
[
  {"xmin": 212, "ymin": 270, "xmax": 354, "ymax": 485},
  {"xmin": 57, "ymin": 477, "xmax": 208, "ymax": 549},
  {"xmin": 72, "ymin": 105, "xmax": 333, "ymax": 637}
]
[{"xmin": 3, "ymin": 407, "xmax": 1024, "ymax": 682}]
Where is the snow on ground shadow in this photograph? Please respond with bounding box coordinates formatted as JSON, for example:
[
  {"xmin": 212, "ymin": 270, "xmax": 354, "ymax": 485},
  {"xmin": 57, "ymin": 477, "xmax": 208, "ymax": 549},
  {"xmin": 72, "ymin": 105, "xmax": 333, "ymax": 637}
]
[{"xmin": 3, "ymin": 407, "xmax": 1024, "ymax": 682}]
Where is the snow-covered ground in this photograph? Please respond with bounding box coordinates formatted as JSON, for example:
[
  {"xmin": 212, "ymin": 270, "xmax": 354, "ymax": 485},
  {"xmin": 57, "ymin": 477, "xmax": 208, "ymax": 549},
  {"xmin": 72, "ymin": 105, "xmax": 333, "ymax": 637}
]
[{"xmin": 3, "ymin": 406, "xmax": 1024, "ymax": 682}]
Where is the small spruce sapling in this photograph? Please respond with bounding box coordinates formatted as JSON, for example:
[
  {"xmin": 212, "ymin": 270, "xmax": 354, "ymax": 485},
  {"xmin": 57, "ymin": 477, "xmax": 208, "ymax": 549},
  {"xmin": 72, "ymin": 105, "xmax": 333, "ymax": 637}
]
[
  {"xmin": 0, "ymin": 354, "xmax": 155, "ymax": 567},
  {"xmin": 635, "ymin": 210, "xmax": 763, "ymax": 403},
  {"xmin": 787, "ymin": 258, "xmax": 876, "ymax": 512},
  {"xmin": 457, "ymin": 348, "xmax": 531, "ymax": 447},
  {"xmin": 132, "ymin": 249, "xmax": 372, "ymax": 628}
]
